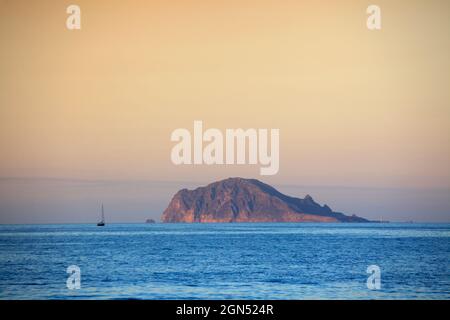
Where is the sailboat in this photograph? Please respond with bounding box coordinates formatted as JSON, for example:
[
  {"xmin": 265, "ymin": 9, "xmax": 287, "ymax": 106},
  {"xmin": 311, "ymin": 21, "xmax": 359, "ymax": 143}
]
[{"xmin": 97, "ymin": 204, "xmax": 105, "ymax": 226}]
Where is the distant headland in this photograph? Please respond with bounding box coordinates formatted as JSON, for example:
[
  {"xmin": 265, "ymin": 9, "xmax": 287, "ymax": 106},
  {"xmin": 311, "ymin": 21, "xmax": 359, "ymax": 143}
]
[{"xmin": 161, "ymin": 177, "xmax": 369, "ymax": 223}]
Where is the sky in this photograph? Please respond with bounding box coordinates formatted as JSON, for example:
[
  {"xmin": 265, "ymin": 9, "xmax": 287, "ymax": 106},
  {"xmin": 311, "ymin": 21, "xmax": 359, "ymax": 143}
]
[{"xmin": 0, "ymin": 0, "xmax": 449, "ymax": 223}]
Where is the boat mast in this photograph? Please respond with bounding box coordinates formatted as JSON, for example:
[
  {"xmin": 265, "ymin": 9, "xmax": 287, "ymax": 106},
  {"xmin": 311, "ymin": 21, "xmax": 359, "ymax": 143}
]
[{"xmin": 101, "ymin": 203, "xmax": 105, "ymax": 223}]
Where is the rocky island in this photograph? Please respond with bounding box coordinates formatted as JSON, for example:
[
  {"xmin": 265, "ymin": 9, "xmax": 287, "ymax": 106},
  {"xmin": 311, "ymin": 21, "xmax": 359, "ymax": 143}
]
[{"xmin": 161, "ymin": 177, "xmax": 369, "ymax": 223}]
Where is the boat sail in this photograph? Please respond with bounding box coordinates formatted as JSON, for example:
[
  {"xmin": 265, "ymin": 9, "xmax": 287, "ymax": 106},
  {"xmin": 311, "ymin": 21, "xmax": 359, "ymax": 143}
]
[{"xmin": 97, "ymin": 204, "xmax": 105, "ymax": 226}]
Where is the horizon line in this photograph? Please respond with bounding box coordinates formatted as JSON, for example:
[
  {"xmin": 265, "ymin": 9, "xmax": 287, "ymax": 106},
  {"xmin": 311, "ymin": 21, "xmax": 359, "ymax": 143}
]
[{"xmin": 1, "ymin": 176, "xmax": 449, "ymax": 192}]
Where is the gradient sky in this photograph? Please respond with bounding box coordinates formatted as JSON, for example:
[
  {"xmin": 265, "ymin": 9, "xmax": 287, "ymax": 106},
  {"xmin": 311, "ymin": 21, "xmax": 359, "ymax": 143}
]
[{"xmin": 0, "ymin": 0, "xmax": 449, "ymax": 223}]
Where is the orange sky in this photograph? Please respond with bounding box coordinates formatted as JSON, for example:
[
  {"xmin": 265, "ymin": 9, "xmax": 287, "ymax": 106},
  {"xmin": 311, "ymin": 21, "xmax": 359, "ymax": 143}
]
[{"xmin": 1, "ymin": 0, "xmax": 449, "ymax": 191}]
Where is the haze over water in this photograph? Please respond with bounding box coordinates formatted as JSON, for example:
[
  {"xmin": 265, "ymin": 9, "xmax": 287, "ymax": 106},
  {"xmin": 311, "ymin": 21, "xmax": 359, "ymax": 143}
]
[{"xmin": 0, "ymin": 223, "xmax": 449, "ymax": 300}]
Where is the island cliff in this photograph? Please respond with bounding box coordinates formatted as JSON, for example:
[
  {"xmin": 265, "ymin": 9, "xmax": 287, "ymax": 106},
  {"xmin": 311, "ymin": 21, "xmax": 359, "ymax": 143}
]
[{"xmin": 161, "ymin": 178, "xmax": 368, "ymax": 223}]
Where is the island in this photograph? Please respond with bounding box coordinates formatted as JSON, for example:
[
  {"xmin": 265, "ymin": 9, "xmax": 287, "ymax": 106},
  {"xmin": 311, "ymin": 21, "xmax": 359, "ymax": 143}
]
[{"xmin": 161, "ymin": 177, "xmax": 369, "ymax": 223}]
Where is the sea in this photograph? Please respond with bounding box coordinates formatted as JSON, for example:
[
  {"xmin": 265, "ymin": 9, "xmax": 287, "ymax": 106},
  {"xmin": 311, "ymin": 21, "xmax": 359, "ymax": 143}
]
[{"xmin": 0, "ymin": 223, "xmax": 449, "ymax": 300}]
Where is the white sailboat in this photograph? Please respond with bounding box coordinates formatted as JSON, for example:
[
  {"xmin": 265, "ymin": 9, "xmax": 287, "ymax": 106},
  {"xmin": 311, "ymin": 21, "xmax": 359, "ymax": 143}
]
[{"xmin": 97, "ymin": 204, "xmax": 105, "ymax": 226}]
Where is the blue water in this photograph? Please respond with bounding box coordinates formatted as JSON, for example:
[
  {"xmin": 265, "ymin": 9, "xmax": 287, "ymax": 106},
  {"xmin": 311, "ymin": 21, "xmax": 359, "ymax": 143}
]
[{"xmin": 0, "ymin": 223, "xmax": 449, "ymax": 300}]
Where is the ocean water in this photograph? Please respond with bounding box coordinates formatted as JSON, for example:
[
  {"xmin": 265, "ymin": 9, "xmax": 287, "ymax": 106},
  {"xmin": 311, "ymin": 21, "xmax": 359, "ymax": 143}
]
[{"xmin": 0, "ymin": 223, "xmax": 449, "ymax": 300}]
